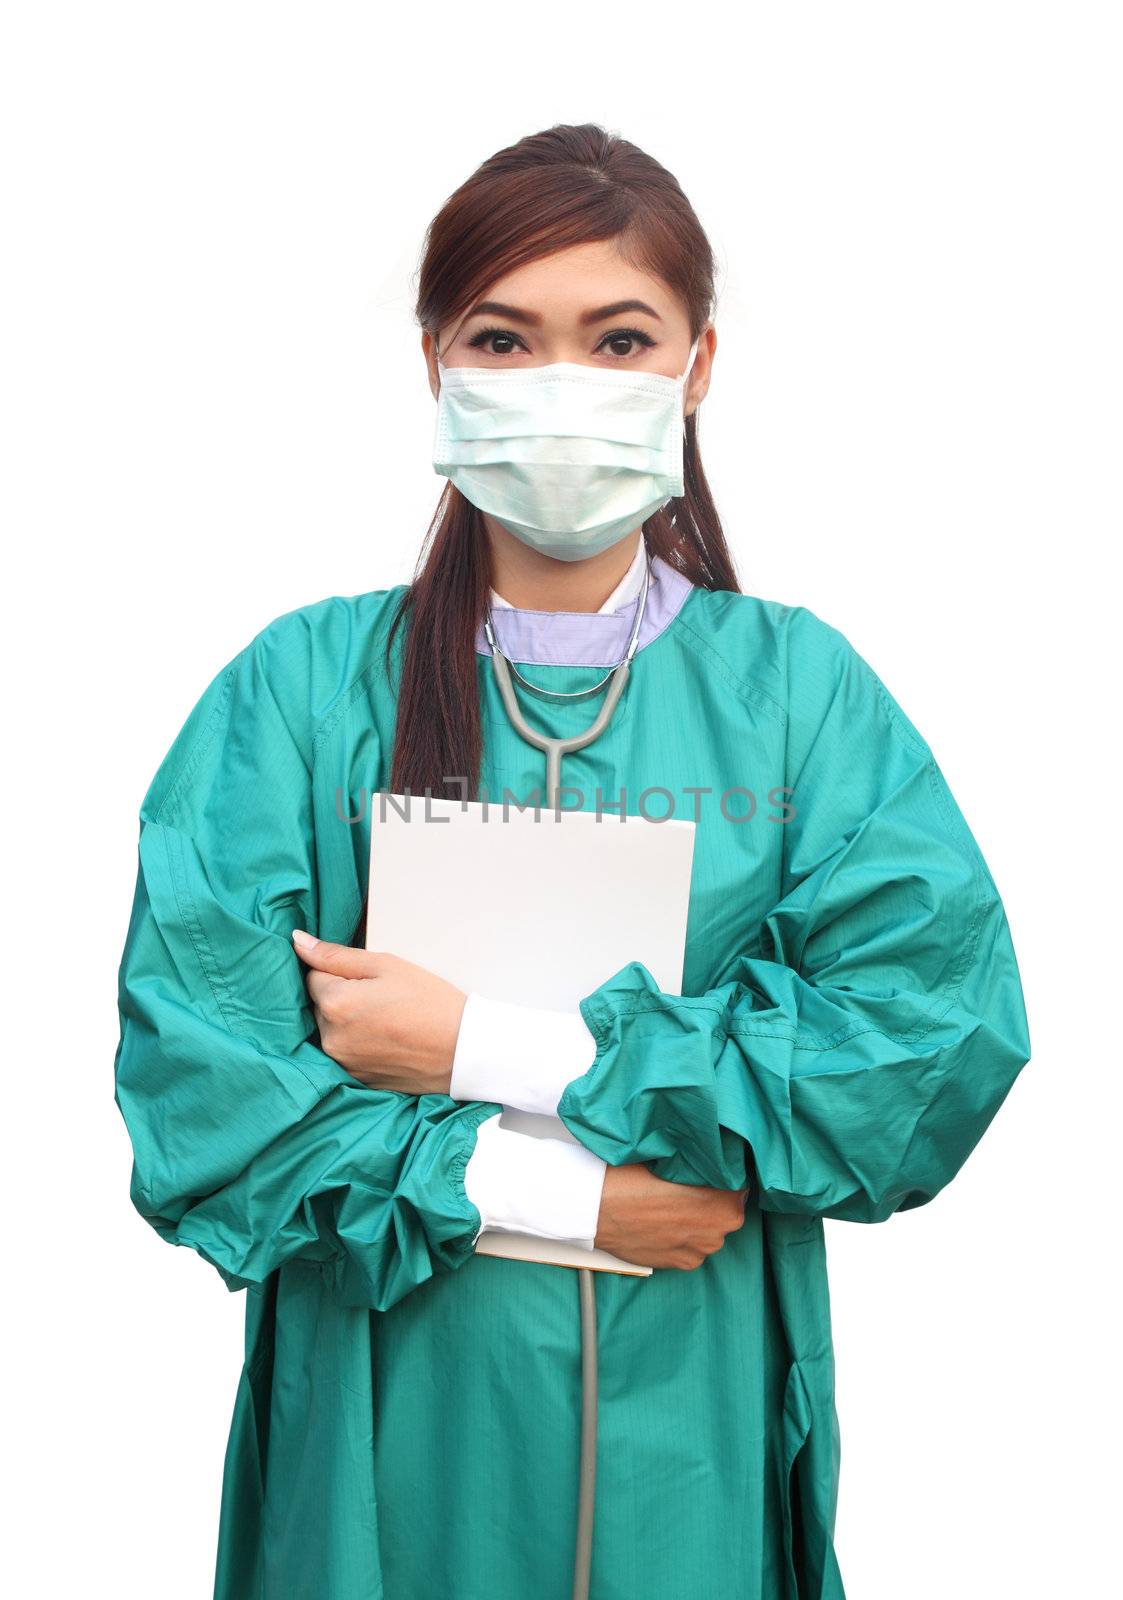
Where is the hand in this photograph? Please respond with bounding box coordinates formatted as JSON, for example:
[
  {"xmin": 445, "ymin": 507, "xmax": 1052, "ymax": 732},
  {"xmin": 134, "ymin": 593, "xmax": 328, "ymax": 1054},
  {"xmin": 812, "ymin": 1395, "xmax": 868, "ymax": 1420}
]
[
  {"xmin": 594, "ymin": 1164, "xmax": 749, "ymax": 1271},
  {"xmin": 291, "ymin": 929, "xmax": 466, "ymax": 1096}
]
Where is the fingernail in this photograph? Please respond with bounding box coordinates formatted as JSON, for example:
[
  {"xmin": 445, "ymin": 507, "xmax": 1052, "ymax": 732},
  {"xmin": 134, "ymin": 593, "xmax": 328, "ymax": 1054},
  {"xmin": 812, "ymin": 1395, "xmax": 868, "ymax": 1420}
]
[{"xmin": 292, "ymin": 929, "xmax": 318, "ymax": 951}]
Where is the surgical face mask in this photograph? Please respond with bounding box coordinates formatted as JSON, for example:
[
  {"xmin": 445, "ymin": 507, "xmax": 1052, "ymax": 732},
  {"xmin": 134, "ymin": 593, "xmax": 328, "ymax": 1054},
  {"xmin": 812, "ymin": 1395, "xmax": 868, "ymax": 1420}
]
[{"xmin": 432, "ymin": 334, "xmax": 701, "ymax": 561}]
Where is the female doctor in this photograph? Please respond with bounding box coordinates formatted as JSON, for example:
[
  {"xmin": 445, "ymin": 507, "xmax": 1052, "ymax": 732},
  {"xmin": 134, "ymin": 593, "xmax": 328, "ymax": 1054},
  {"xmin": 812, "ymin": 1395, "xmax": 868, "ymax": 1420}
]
[{"xmin": 114, "ymin": 122, "xmax": 1031, "ymax": 1600}]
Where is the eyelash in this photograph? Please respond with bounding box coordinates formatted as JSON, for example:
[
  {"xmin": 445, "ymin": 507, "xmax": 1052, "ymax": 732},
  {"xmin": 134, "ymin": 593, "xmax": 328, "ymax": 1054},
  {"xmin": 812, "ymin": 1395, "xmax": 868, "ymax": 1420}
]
[{"xmin": 465, "ymin": 325, "xmax": 657, "ymax": 358}]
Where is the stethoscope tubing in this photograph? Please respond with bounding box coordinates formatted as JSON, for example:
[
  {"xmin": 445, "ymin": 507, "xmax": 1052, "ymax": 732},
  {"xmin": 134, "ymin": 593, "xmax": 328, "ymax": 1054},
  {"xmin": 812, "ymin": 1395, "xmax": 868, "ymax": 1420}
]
[{"xmin": 482, "ymin": 552, "xmax": 653, "ymax": 1600}]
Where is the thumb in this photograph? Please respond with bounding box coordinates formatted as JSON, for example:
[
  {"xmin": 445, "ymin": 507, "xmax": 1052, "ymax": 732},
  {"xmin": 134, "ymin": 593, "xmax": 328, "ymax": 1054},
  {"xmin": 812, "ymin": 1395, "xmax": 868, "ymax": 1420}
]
[{"xmin": 291, "ymin": 928, "xmax": 375, "ymax": 978}]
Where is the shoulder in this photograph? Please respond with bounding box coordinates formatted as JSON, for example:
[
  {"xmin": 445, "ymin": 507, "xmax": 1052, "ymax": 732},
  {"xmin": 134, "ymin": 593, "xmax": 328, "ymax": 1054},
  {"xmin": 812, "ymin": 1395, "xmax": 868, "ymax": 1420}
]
[
  {"xmin": 246, "ymin": 584, "xmax": 411, "ymax": 728},
  {"xmin": 673, "ymin": 587, "xmax": 844, "ymax": 711},
  {"xmin": 139, "ymin": 586, "xmax": 410, "ymax": 824},
  {"xmin": 678, "ymin": 587, "xmax": 930, "ymax": 754},
  {"xmin": 679, "ymin": 585, "xmax": 848, "ymax": 671}
]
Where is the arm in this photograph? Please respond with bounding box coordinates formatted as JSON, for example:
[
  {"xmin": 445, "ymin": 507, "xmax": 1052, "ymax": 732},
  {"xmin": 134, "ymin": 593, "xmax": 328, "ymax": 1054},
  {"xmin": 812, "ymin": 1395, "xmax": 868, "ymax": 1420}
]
[
  {"xmin": 457, "ymin": 613, "xmax": 1032, "ymax": 1224},
  {"xmin": 113, "ymin": 626, "xmax": 502, "ymax": 1311}
]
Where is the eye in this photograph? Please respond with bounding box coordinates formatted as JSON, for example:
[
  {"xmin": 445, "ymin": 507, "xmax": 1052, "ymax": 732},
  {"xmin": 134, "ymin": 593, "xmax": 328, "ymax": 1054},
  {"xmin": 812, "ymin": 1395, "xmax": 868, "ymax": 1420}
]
[
  {"xmin": 465, "ymin": 326, "xmax": 527, "ymax": 357},
  {"xmin": 596, "ymin": 327, "xmax": 657, "ymax": 359},
  {"xmin": 463, "ymin": 324, "xmax": 659, "ymax": 360}
]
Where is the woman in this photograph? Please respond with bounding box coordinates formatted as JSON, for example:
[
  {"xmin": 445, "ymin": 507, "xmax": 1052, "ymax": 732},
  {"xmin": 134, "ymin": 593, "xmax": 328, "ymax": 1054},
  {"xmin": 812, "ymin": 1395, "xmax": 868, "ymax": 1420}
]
[{"xmin": 114, "ymin": 123, "xmax": 1031, "ymax": 1600}]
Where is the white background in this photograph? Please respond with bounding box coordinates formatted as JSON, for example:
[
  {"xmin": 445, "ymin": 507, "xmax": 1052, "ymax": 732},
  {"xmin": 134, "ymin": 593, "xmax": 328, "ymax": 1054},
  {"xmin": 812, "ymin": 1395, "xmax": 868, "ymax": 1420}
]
[{"xmin": 4, "ymin": 3, "xmax": 1119, "ymax": 1595}]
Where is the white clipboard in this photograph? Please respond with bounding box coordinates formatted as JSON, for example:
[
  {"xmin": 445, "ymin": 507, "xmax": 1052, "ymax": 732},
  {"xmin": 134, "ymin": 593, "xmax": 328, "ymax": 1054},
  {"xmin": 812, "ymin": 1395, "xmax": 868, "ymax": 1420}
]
[{"xmin": 366, "ymin": 793, "xmax": 696, "ymax": 1275}]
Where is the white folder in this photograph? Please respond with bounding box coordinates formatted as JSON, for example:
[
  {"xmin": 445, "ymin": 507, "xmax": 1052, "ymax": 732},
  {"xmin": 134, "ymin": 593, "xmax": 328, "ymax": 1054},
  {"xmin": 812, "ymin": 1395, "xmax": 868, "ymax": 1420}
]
[{"xmin": 366, "ymin": 793, "xmax": 696, "ymax": 1275}]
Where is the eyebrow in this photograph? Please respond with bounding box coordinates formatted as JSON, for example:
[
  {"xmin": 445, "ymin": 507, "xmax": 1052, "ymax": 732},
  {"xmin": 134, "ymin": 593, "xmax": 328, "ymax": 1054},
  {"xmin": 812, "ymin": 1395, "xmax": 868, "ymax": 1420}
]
[{"xmin": 463, "ymin": 298, "xmax": 663, "ymax": 328}]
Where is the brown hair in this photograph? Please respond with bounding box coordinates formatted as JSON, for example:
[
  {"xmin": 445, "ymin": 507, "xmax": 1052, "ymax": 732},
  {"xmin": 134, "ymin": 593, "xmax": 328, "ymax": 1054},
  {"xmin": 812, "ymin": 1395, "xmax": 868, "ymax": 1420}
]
[{"xmin": 352, "ymin": 123, "xmax": 739, "ymax": 944}]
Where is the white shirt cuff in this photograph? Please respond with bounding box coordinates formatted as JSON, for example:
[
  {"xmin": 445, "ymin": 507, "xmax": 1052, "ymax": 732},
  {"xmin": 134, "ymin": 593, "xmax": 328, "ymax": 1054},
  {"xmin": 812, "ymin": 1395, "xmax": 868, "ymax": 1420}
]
[
  {"xmin": 462, "ymin": 1111, "xmax": 608, "ymax": 1249},
  {"xmin": 450, "ymin": 992, "xmax": 598, "ymax": 1117}
]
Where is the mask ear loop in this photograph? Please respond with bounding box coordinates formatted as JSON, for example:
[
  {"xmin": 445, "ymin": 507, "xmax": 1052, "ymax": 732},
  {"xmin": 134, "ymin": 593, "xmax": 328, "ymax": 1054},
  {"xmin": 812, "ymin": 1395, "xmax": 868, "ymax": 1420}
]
[
  {"xmin": 668, "ymin": 333, "xmax": 702, "ymax": 527},
  {"xmin": 679, "ymin": 333, "xmax": 701, "ymax": 434},
  {"xmin": 680, "ymin": 334, "xmax": 701, "ymax": 382},
  {"xmin": 434, "ymin": 315, "xmax": 470, "ymax": 369}
]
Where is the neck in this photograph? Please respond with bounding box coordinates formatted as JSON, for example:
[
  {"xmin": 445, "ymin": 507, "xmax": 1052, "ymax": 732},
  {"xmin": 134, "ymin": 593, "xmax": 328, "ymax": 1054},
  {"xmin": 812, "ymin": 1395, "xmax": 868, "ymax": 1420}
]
[{"xmin": 485, "ymin": 520, "xmax": 643, "ymax": 613}]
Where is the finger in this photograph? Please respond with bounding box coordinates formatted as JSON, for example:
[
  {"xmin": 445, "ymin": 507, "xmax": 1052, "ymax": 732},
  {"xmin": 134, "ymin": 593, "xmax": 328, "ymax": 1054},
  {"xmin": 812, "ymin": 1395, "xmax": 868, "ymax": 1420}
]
[
  {"xmin": 292, "ymin": 929, "xmax": 377, "ymax": 978},
  {"xmin": 304, "ymin": 969, "xmax": 341, "ymax": 1006}
]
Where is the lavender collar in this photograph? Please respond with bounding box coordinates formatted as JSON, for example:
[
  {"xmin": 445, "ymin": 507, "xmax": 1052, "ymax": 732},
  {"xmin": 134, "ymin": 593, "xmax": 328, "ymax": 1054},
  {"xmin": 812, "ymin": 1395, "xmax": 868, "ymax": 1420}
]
[{"xmin": 475, "ymin": 554, "xmax": 694, "ymax": 667}]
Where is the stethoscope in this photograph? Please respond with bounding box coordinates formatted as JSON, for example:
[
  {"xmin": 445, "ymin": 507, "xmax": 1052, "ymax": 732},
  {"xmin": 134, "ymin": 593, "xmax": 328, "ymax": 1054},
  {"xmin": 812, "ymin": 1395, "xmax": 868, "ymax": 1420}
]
[{"xmin": 481, "ymin": 550, "xmax": 653, "ymax": 1600}]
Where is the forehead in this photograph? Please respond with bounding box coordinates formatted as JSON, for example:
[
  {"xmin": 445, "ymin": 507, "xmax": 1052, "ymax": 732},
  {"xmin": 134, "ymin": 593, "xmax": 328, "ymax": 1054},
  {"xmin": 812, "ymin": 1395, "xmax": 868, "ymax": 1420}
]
[{"xmin": 469, "ymin": 240, "xmax": 676, "ymax": 319}]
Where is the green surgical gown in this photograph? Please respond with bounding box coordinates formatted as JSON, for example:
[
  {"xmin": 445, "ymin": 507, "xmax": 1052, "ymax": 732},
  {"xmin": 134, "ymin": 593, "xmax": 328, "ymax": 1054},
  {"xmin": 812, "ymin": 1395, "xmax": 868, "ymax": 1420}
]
[{"xmin": 114, "ymin": 580, "xmax": 1031, "ymax": 1599}]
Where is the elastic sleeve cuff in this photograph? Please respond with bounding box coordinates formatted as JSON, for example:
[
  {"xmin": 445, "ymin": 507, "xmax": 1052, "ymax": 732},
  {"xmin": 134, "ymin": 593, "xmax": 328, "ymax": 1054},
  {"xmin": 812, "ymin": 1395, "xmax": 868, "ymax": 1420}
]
[
  {"xmin": 450, "ymin": 992, "xmax": 598, "ymax": 1117},
  {"xmin": 461, "ymin": 1111, "xmax": 607, "ymax": 1249}
]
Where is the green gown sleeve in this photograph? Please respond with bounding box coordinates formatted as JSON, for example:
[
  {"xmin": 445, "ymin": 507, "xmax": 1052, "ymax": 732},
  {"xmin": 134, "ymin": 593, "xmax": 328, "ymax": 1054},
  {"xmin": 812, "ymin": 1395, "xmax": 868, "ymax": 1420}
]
[
  {"xmin": 113, "ymin": 623, "xmax": 498, "ymax": 1309},
  {"xmin": 557, "ymin": 610, "xmax": 1032, "ymax": 1223}
]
